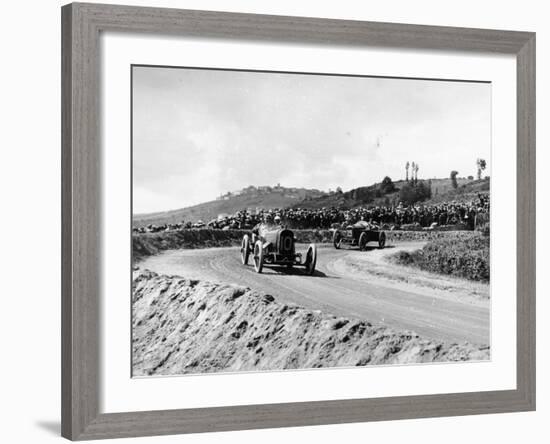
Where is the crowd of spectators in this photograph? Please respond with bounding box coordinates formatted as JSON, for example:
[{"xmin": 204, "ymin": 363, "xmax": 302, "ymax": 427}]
[{"xmin": 133, "ymin": 193, "xmax": 489, "ymax": 234}]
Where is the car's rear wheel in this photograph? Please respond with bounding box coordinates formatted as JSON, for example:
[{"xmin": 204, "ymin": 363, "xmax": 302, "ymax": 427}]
[
  {"xmin": 241, "ymin": 235, "xmax": 250, "ymax": 265},
  {"xmin": 359, "ymin": 232, "xmax": 368, "ymax": 251},
  {"xmin": 253, "ymin": 241, "xmax": 264, "ymax": 273},
  {"xmin": 378, "ymin": 232, "xmax": 386, "ymax": 249},
  {"xmin": 304, "ymin": 244, "xmax": 317, "ymax": 275},
  {"xmin": 332, "ymin": 230, "xmax": 342, "ymax": 249}
]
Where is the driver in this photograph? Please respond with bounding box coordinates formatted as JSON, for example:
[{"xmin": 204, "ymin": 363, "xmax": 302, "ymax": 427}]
[
  {"xmin": 252, "ymin": 213, "xmax": 277, "ymax": 240},
  {"xmin": 344, "ymin": 213, "xmax": 354, "ymax": 228}
]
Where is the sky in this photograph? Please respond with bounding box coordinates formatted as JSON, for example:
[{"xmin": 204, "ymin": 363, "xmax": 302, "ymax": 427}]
[{"xmin": 132, "ymin": 66, "xmax": 491, "ymax": 214}]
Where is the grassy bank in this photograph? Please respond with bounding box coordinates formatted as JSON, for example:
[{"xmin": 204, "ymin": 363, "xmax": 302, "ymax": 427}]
[
  {"xmin": 389, "ymin": 235, "xmax": 490, "ymax": 282},
  {"xmin": 132, "ymin": 229, "xmax": 333, "ymax": 261},
  {"xmin": 133, "ymin": 228, "xmax": 482, "ymax": 262}
]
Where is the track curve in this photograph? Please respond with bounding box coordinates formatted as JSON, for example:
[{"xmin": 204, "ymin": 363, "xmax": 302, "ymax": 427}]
[{"xmin": 138, "ymin": 243, "xmax": 490, "ymax": 345}]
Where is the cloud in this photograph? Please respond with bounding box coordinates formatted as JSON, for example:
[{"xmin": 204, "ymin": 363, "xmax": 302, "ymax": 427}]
[
  {"xmin": 133, "ymin": 186, "xmax": 184, "ymax": 214},
  {"xmin": 133, "ymin": 67, "xmax": 491, "ymax": 213}
]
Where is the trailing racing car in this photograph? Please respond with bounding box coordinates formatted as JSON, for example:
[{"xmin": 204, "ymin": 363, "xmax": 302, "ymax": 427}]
[
  {"xmin": 240, "ymin": 228, "xmax": 317, "ymax": 274},
  {"xmin": 332, "ymin": 223, "xmax": 386, "ymax": 250}
]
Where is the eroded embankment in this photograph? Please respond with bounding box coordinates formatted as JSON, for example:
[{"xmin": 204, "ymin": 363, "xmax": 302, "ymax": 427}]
[
  {"xmin": 132, "ymin": 270, "xmax": 489, "ymax": 376},
  {"xmin": 133, "ymin": 228, "xmax": 479, "ymax": 261}
]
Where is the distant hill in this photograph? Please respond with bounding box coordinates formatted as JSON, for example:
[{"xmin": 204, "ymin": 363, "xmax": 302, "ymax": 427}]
[
  {"xmin": 426, "ymin": 177, "xmax": 490, "ymax": 204},
  {"xmin": 428, "ymin": 177, "xmax": 486, "ymax": 198},
  {"xmin": 291, "ymin": 178, "xmax": 404, "ymax": 210},
  {"xmin": 133, "ymin": 178, "xmax": 490, "ymax": 227},
  {"xmin": 133, "ymin": 185, "xmax": 324, "ymax": 227},
  {"xmin": 294, "ymin": 177, "xmax": 487, "ymax": 210}
]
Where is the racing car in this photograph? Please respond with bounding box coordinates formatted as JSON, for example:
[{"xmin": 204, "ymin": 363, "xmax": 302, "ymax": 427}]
[
  {"xmin": 240, "ymin": 228, "xmax": 317, "ymax": 274},
  {"xmin": 332, "ymin": 224, "xmax": 386, "ymax": 250}
]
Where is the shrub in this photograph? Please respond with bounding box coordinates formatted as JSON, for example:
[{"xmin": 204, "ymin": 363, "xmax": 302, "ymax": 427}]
[
  {"xmin": 380, "ymin": 176, "xmax": 396, "ymax": 194},
  {"xmin": 399, "ymin": 181, "xmax": 432, "ymax": 206},
  {"xmin": 450, "ymin": 170, "xmax": 459, "ymax": 189},
  {"xmin": 347, "ymin": 186, "xmax": 374, "ymax": 204},
  {"xmin": 390, "ymin": 235, "xmax": 490, "ymax": 282}
]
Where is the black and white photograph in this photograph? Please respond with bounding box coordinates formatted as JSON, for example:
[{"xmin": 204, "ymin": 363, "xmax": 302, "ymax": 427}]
[
  {"xmin": 2, "ymin": 0, "xmax": 542, "ymax": 442},
  {"xmin": 131, "ymin": 65, "xmax": 491, "ymax": 377}
]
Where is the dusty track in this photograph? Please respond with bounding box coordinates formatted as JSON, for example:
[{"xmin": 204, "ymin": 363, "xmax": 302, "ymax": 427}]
[{"xmin": 138, "ymin": 242, "xmax": 490, "ymax": 345}]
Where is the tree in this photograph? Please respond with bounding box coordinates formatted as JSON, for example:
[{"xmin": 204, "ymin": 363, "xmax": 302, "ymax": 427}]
[
  {"xmin": 380, "ymin": 176, "xmax": 396, "ymax": 194},
  {"xmin": 336, "ymin": 186, "xmax": 343, "ymax": 194},
  {"xmin": 356, "ymin": 187, "xmax": 374, "ymax": 203},
  {"xmin": 414, "ymin": 162, "xmax": 419, "ymax": 184},
  {"xmin": 450, "ymin": 170, "xmax": 459, "ymax": 189},
  {"xmin": 476, "ymin": 158, "xmax": 487, "ymax": 180},
  {"xmin": 405, "ymin": 161, "xmax": 410, "ymax": 181},
  {"xmin": 399, "ymin": 180, "xmax": 431, "ymax": 205}
]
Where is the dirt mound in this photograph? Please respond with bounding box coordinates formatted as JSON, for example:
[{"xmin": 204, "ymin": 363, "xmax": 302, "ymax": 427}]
[{"xmin": 132, "ymin": 270, "xmax": 489, "ymax": 376}]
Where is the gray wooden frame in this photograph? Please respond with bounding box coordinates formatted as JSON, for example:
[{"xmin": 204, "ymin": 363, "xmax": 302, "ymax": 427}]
[{"xmin": 61, "ymin": 2, "xmax": 536, "ymax": 440}]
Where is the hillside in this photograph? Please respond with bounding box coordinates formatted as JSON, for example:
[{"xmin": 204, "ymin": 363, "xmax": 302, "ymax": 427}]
[
  {"xmin": 426, "ymin": 178, "xmax": 490, "ymax": 204},
  {"xmin": 134, "ymin": 177, "xmax": 489, "ymax": 227},
  {"xmin": 295, "ymin": 177, "xmax": 486, "ymax": 210},
  {"xmin": 293, "ymin": 179, "xmax": 404, "ymax": 210},
  {"xmin": 133, "ymin": 185, "xmax": 324, "ymax": 227}
]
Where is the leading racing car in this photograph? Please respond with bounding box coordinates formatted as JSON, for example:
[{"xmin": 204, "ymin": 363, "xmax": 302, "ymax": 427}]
[{"xmin": 240, "ymin": 228, "xmax": 317, "ymax": 274}]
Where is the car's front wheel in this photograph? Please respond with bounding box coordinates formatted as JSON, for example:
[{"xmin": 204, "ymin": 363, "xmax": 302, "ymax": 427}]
[
  {"xmin": 253, "ymin": 240, "xmax": 264, "ymax": 273},
  {"xmin": 241, "ymin": 235, "xmax": 250, "ymax": 265},
  {"xmin": 304, "ymin": 244, "xmax": 317, "ymax": 275},
  {"xmin": 359, "ymin": 232, "xmax": 369, "ymax": 251},
  {"xmin": 378, "ymin": 232, "xmax": 386, "ymax": 249},
  {"xmin": 332, "ymin": 230, "xmax": 342, "ymax": 249}
]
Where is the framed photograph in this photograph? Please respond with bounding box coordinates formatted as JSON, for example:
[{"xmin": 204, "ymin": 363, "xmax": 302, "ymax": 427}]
[{"xmin": 61, "ymin": 2, "xmax": 535, "ymax": 440}]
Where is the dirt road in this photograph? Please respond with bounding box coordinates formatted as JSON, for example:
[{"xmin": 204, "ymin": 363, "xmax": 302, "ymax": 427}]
[{"xmin": 138, "ymin": 242, "xmax": 490, "ymax": 345}]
